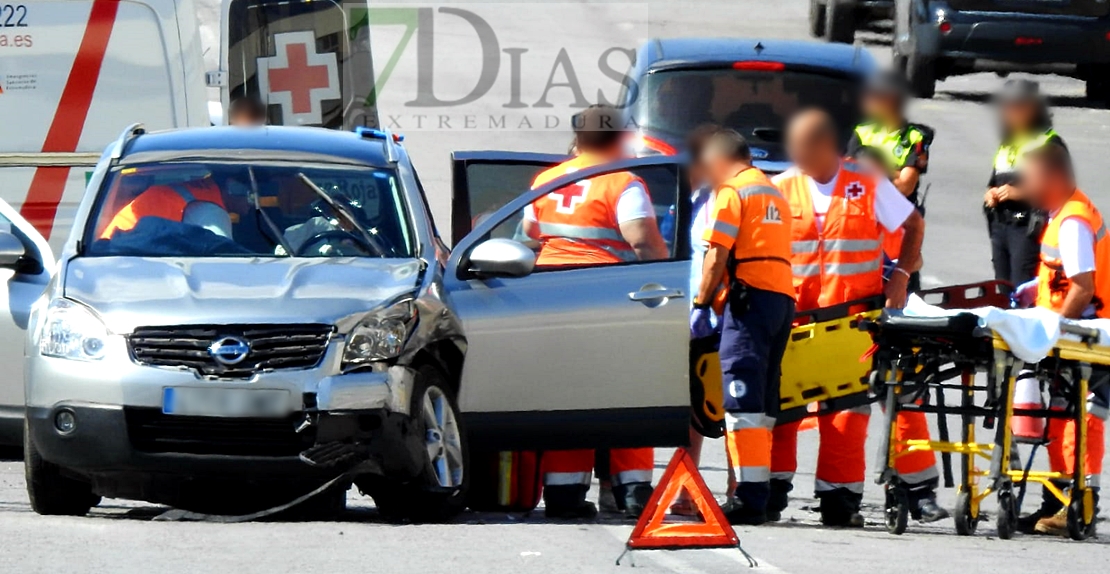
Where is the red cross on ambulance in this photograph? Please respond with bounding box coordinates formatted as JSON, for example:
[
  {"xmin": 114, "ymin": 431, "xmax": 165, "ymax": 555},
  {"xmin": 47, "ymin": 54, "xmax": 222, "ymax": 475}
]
[{"xmin": 256, "ymin": 31, "xmax": 341, "ymax": 126}]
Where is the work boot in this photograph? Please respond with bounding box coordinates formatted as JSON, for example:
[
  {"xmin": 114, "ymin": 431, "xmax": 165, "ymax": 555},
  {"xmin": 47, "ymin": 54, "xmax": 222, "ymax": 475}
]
[
  {"xmin": 766, "ymin": 479, "xmax": 793, "ymax": 522},
  {"xmin": 1018, "ymin": 482, "xmax": 1066, "ymax": 534},
  {"xmin": 613, "ymin": 482, "xmax": 653, "ymax": 518},
  {"xmin": 817, "ymin": 488, "xmax": 864, "ymax": 528},
  {"xmin": 543, "ymin": 484, "xmax": 598, "ymax": 520},
  {"xmin": 1034, "ymin": 507, "xmax": 1069, "ymax": 537},
  {"xmin": 914, "ymin": 498, "xmax": 950, "ymax": 523},
  {"xmin": 723, "ymin": 500, "xmax": 768, "ymax": 526}
]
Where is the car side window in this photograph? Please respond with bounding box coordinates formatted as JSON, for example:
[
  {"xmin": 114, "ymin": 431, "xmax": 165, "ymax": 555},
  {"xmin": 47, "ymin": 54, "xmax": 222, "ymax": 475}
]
[
  {"xmin": 458, "ymin": 162, "xmax": 556, "ymax": 245},
  {"xmin": 477, "ymin": 162, "xmax": 688, "ymax": 272}
]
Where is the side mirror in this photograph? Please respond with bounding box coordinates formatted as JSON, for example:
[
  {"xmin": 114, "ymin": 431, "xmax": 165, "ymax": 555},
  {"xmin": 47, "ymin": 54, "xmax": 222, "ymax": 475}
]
[
  {"xmin": 0, "ymin": 231, "xmax": 26, "ymax": 268},
  {"xmin": 467, "ymin": 239, "xmax": 535, "ymax": 278}
]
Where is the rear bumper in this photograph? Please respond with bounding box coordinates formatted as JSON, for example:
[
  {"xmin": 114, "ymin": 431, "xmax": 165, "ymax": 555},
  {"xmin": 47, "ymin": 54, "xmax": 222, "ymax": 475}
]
[{"xmin": 917, "ymin": 10, "xmax": 1110, "ymax": 70}]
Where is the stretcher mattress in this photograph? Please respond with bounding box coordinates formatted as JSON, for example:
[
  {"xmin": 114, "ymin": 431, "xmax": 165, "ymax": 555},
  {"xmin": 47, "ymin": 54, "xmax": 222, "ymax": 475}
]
[{"xmin": 898, "ymin": 294, "xmax": 1110, "ymax": 364}]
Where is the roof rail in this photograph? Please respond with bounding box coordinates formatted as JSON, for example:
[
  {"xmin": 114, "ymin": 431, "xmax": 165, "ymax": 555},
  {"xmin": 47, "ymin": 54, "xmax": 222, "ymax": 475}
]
[{"xmin": 109, "ymin": 123, "xmax": 146, "ymax": 161}]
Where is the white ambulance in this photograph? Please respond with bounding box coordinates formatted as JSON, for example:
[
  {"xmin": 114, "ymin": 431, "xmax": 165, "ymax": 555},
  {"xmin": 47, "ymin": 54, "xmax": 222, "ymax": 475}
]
[{"xmin": 0, "ymin": 0, "xmax": 378, "ymax": 445}]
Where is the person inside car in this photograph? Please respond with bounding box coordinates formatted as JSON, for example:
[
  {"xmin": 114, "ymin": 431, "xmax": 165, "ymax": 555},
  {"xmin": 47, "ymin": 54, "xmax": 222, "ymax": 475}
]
[
  {"xmin": 99, "ymin": 176, "xmax": 232, "ymax": 240},
  {"xmin": 228, "ymin": 96, "xmax": 269, "ymax": 127}
]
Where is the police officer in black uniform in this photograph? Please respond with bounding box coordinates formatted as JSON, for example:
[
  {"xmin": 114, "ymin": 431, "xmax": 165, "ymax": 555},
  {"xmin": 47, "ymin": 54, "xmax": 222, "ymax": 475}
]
[
  {"xmin": 985, "ymin": 79, "xmax": 1065, "ymax": 286},
  {"xmin": 847, "ymin": 71, "xmax": 935, "ymax": 294}
]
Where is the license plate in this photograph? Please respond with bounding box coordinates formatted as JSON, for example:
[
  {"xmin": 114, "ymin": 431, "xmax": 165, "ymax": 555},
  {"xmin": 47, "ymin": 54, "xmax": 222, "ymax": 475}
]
[{"xmin": 162, "ymin": 387, "xmax": 291, "ymax": 417}]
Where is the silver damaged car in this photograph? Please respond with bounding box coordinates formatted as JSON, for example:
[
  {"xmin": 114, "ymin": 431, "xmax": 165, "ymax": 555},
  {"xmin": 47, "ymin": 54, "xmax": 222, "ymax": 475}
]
[{"xmin": 21, "ymin": 125, "xmax": 692, "ymax": 520}]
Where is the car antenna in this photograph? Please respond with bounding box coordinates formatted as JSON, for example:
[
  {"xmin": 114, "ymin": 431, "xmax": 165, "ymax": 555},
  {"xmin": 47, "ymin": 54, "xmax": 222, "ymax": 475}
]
[{"xmin": 754, "ymin": 41, "xmax": 764, "ymax": 54}]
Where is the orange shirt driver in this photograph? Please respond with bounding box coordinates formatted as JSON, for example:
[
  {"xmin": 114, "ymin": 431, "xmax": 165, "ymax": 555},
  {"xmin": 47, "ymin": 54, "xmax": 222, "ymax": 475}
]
[{"xmin": 100, "ymin": 178, "xmax": 226, "ymax": 239}]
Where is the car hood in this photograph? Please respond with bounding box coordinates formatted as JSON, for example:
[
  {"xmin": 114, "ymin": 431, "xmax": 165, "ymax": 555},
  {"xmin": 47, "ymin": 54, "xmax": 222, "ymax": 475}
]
[{"xmin": 63, "ymin": 257, "xmax": 423, "ymax": 333}]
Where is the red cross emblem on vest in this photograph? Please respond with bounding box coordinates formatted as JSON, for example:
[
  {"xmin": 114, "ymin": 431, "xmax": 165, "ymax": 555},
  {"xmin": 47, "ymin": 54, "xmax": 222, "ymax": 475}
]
[
  {"xmin": 846, "ymin": 181, "xmax": 865, "ymax": 200},
  {"xmin": 550, "ymin": 181, "xmax": 590, "ymax": 214},
  {"xmin": 257, "ymin": 31, "xmax": 341, "ymax": 126}
]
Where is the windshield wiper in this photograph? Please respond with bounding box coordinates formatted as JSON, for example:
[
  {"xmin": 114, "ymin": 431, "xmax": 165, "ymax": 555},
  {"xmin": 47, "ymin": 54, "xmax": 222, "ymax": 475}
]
[
  {"xmin": 296, "ymin": 172, "xmax": 387, "ymax": 256},
  {"xmin": 248, "ymin": 166, "xmax": 295, "ymax": 256}
]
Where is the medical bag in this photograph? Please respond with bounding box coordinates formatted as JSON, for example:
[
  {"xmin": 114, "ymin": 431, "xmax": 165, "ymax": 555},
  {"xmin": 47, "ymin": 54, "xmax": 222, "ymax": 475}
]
[{"xmin": 467, "ymin": 450, "xmax": 543, "ymax": 513}]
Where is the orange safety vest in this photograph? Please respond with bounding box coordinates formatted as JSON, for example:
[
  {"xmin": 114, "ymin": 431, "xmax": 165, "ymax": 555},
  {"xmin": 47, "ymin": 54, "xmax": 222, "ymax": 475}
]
[
  {"xmin": 1035, "ymin": 189, "xmax": 1110, "ymax": 318},
  {"xmin": 530, "ymin": 154, "xmax": 643, "ymax": 266},
  {"xmin": 702, "ymin": 167, "xmax": 794, "ymax": 298},
  {"xmin": 773, "ymin": 162, "xmax": 885, "ymax": 311},
  {"xmin": 101, "ymin": 178, "xmax": 226, "ymax": 239}
]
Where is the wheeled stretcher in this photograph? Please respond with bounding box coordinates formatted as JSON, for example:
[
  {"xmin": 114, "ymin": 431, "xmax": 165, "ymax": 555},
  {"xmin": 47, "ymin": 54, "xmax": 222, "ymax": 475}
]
[{"xmin": 862, "ymin": 281, "xmax": 1103, "ymax": 540}]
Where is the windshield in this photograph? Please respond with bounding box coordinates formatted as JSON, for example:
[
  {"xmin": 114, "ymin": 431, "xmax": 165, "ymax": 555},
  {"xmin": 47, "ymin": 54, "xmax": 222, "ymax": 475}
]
[
  {"xmin": 85, "ymin": 162, "xmax": 413, "ymax": 258},
  {"xmin": 633, "ymin": 69, "xmax": 860, "ymax": 153}
]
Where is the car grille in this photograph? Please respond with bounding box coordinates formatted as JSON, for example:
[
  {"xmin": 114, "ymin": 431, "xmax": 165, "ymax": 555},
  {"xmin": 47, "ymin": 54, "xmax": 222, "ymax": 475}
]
[
  {"xmin": 128, "ymin": 324, "xmax": 334, "ymax": 377},
  {"xmin": 125, "ymin": 408, "xmax": 314, "ymax": 457}
]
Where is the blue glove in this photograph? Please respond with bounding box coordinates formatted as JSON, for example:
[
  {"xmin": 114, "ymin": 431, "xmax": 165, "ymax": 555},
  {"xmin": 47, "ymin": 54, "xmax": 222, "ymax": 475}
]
[
  {"xmin": 1011, "ymin": 279, "xmax": 1038, "ymax": 309},
  {"xmin": 690, "ymin": 307, "xmax": 716, "ymax": 339}
]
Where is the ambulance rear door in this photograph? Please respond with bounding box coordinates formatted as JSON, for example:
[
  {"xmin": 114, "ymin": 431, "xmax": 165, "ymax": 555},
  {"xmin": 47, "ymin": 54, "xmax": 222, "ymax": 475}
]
[
  {"xmin": 217, "ymin": 0, "xmax": 380, "ymax": 129},
  {"xmin": 0, "ymin": 0, "xmax": 208, "ymax": 249},
  {"xmin": 444, "ymin": 154, "xmax": 693, "ymax": 451}
]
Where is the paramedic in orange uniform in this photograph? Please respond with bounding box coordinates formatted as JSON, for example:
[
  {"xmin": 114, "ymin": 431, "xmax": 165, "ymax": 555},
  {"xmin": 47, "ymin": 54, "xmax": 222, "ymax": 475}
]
[
  {"xmin": 522, "ymin": 105, "xmax": 669, "ymax": 519},
  {"xmin": 770, "ymin": 110, "xmax": 942, "ymax": 526},
  {"xmin": 100, "ymin": 177, "xmax": 229, "ymax": 239},
  {"xmin": 693, "ymin": 129, "xmax": 795, "ymax": 525},
  {"xmin": 1016, "ymin": 143, "xmax": 1108, "ymax": 536}
]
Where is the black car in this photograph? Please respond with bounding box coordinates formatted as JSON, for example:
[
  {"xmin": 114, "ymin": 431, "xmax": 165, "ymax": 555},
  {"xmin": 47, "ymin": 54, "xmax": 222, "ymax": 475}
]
[
  {"xmin": 893, "ymin": 0, "xmax": 1110, "ymax": 100},
  {"xmin": 810, "ymin": 0, "xmax": 896, "ymax": 43},
  {"xmin": 621, "ymin": 38, "xmax": 876, "ymax": 169}
]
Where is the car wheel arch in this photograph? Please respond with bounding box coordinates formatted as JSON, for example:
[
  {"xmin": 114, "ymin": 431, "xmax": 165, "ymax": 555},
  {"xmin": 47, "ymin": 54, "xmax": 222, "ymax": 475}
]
[{"xmin": 410, "ymin": 339, "xmax": 466, "ymax": 397}]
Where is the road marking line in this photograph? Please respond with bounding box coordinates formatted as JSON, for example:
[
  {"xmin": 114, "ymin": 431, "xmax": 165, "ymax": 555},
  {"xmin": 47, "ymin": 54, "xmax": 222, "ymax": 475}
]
[{"xmin": 602, "ymin": 525, "xmax": 790, "ymax": 573}]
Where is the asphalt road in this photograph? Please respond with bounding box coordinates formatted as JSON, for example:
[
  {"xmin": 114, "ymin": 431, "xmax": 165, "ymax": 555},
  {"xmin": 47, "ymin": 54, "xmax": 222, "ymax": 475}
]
[{"xmin": 6, "ymin": 1, "xmax": 1110, "ymax": 572}]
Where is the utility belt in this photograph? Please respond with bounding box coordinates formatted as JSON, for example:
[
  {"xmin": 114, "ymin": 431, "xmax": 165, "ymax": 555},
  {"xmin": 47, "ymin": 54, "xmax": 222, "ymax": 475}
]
[
  {"xmin": 726, "ymin": 255, "xmax": 791, "ymax": 318},
  {"xmin": 988, "ymin": 206, "xmax": 1045, "ymax": 235}
]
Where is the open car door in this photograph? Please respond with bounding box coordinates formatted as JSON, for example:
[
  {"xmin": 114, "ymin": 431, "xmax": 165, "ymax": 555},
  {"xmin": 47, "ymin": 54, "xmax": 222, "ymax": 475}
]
[
  {"xmin": 445, "ymin": 154, "xmax": 692, "ymax": 451},
  {"xmin": 0, "ymin": 198, "xmax": 54, "ymax": 445}
]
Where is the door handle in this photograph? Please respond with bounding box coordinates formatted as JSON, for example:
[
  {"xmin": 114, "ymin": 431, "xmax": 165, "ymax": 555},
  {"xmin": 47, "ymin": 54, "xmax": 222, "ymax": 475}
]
[{"xmin": 628, "ymin": 287, "xmax": 685, "ymax": 302}]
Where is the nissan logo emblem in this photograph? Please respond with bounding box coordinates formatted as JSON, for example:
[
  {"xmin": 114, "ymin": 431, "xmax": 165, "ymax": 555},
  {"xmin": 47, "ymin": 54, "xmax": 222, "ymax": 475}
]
[{"xmin": 208, "ymin": 336, "xmax": 251, "ymax": 366}]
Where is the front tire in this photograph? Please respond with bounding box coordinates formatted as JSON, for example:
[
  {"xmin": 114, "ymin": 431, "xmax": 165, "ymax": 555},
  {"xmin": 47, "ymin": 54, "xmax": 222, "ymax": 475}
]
[
  {"xmin": 1085, "ymin": 71, "xmax": 1110, "ymax": 107},
  {"xmin": 884, "ymin": 486, "xmax": 909, "ymax": 535},
  {"xmin": 825, "ymin": 1, "xmax": 855, "ymax": 44},
  {"xmin": 809, "ymin": 0, "xmax": 827, "ymax": 38},
  {"xmin": 906, "ymin": 55, "xmax": 937, "ymax": 99},
  {"xmin": 954, "ymin": 489, "xmax": 978, "ymax": 536},
  {"xmin": 370, "ymin": 365, "xmax": 469, "ymax": 523},
  {"xmin": 24, "ymin": 420, "xmax": 100, "ymax": 516}
]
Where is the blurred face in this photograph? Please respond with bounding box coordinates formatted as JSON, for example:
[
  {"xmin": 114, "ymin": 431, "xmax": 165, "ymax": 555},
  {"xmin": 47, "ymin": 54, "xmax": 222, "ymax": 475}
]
[
  {"xmin": 229, "ymin": 112, "xmax": 266, "ymax": 127},
  {"xmin": 700, "ymin": 150, "xmax": 732, "ymax": 187},
  {"xmin": 1021, "ymin": 160, "xmax": 1067, "ymax": 211},
  {"xmin": 863, "ymin": 92, "xmax": 900, "ymax": 123},
  {"xmin": 1000, "ymin": 101, "xmax": 1038, "ymax": 134},
  {"xmin": 786, "ymin": 122, "xmax": 835, "ymax": 175}
]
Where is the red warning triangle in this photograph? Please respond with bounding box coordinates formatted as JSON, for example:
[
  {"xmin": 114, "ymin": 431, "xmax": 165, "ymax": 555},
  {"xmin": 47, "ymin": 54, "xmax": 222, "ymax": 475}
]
[{"xmin": 625, "ymin": 448, "xmax": 739, "ymax": 550}]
